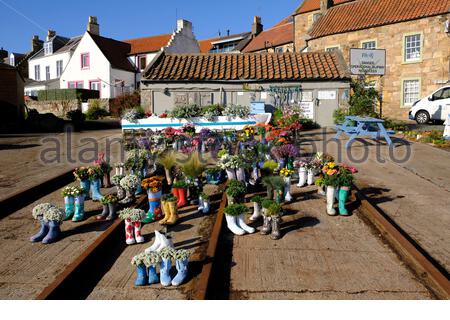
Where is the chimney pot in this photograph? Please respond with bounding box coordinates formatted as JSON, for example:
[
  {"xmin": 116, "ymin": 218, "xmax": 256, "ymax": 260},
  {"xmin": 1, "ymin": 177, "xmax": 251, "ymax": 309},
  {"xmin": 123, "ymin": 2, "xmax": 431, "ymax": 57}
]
[
  {"xmin": 320, "ymin": 0, "xmax": 332, "ymax": 13},
  {"xmin": 252, "ymin": 16, "xmax": 263, "ymax": 36},
  {"xmin": 87, "ymin": 16, "xmax": 100, "ymax": 35},
  {"xmin": 47, "ymin": 30, "xmax": 56, "ymax": 41},
  {"xmin": 176, "ymin": 19, "xmax": 192, "ymax": 33}
]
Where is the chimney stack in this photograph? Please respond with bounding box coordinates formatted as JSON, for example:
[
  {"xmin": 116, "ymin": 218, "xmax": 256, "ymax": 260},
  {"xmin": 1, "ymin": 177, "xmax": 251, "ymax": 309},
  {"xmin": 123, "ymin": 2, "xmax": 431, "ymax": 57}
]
[
  {"xmin": 320, "ymin": 0, "xmax": 332, "ymax": 13},
  {"xmin": 47, "ymin": 30, "xmax": 56, "ymax": 41},
  {"xmin": 252, "ymin": 16, "xmax": 263, "ymax": 36},
  {"xmin": 87, "ymin": 16, "xmax": 100, "ymax": 35},
  {"xmin": 176, "ymin": 19, "xmax": 193, "ymax": 33},
  {"xmin": 31, "ymin": 35, "xmax": 43, "ymax": 52},
  {"xmin": 0, "ymin": 47, "xmax": 8, "ymax": 61}
]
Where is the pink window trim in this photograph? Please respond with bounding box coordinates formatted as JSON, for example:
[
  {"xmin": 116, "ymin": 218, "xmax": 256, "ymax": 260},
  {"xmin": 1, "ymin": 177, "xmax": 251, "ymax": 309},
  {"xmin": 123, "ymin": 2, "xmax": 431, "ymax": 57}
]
[
  {"xmin": 81, "ymin": 52, "xmax": 90, "ymax": 70},
  {"xmin": 89, "ymin": 80, "xmax": 102, "ymax": 97},
  {"xmin": 68, "ymin": 81, "xmax": 84, "ymax": 89}
]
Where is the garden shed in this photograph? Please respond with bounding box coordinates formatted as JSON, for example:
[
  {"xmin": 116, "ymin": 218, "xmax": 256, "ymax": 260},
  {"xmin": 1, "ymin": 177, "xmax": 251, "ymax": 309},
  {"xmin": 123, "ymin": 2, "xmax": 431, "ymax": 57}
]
[{"xmin": 140, "ymin": 51, "xmax": 351, "ymax": 127}]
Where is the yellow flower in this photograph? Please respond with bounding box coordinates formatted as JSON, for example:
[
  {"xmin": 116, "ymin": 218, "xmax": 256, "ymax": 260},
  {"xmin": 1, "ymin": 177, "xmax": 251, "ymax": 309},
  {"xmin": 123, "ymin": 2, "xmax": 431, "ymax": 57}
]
[{"xmin": 327, "ymin": 162, "xmax": 336, "ymax": 169}]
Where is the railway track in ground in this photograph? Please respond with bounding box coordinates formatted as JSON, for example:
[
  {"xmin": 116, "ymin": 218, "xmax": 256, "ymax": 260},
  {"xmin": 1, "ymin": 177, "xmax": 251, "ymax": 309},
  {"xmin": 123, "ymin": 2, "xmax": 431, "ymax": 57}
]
[{"xmin": 0, "ymin": 162, "xmax": 448, "ymax": 299}]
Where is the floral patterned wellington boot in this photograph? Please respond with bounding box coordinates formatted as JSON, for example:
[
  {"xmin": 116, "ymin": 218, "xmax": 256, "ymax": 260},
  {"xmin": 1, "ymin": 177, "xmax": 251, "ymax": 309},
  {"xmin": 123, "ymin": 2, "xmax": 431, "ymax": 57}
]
[
  {"xmin": 133, "ymin": 221, "xmax": 145, "ymax": 244},
  {"xmin": 125, "ymin": 219, "xmax": 136, "ymax": 245}
]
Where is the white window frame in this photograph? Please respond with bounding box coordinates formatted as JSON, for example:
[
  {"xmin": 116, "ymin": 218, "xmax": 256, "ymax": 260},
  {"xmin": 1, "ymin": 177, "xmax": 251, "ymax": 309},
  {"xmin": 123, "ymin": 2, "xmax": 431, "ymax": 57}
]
[
  {"xmin": 361, "ymin": 39, "xmax": 377, "ymax": 50},
  {"xmin": 44, "ymin": 42, "xmax": 53, "ymax": 55},
  {"xmin": 45, "ymin": 66, "xmax": 50, "ymax": 81},
  {"xmin": 56, "ymin": 60, "xmax": 63, "ymax": 77},
  {"xmin": 35, "ymin": 65, "xmax": 40, "ymax": 81},
  {"xmin": 403, "ymin": 32, "xmax": 423, "ymax": 64},
  {"xmin": 325, "ymin": 45, "xmax": 340, "ymax": 52},
  {"xmin": 401, "ymin": 78, "xmax": 421, "ymax": 107}
]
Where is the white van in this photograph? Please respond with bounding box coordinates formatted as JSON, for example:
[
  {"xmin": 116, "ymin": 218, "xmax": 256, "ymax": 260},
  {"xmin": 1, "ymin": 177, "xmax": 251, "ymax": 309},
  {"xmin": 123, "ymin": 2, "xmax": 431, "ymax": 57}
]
[{"xmin": 409, "ymin": 86, "xmax": 450, "ymax": 124}]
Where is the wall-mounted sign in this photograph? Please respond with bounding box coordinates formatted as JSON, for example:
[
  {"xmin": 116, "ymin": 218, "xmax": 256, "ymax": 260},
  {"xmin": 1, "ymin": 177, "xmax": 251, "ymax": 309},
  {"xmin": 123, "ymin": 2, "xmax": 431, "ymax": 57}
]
[
  {"xmin": 318, "ymin": 90, "xmax": 336, "ymax": 100},
  {"xmin": 350, "ymin": 48, "xmax": 386, "ymax": 75},
  {"xmin": 301, "ymin": 91, "xmax": 313, "ymax": 102},
  {"xmin": 299, "ymin": 102, "xmax": 314, "ymax": 119}
]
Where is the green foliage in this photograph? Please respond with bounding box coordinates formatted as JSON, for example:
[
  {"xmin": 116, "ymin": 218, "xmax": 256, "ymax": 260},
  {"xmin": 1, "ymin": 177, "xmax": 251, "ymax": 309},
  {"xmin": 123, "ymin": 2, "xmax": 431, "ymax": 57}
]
[
  {"xmin": 37, "ymin": 89, "xmax": 99, "ymax": 102},
  {"xmin": 223, "ymin": 105, "xmax": 251, "ymax": 119},
  {"xmin": 226, "ymin": 180, "xmax": 247, "ymax": 198},
  {"xmin": 333, "ymin": 108, "xmax": 348, "ymax": 125},
  {"xmin": 177, "ymin": 151, "xmax": 207, "ymax": 178},
  {"xmin": 224, "ymin": 204, "xmax": 248, "ymax": 217},
  {"xmin": 173, "ymin": 180, "xmax": 189, "ymax": 189},
  {"xmin": 169, "ymin": 104, "xmax": 202, "ymax": 119},
  {"xmin": 202, "ymin": 104, "xmax": 224, "ymax": 121},
  {"xmin": 66, "ymin": 109, "xmax": 86, "ymax": 124},
  {"xmin": 251, "ymin": 195, "xmax": 264, "ymax": 205},
  {"xmin": 85, "ymin": 106, "xmax": 110, "ymax": 120},
  {"xmin": 348, "ymin": 78, "xmax": 380, "ymax": 117},
  {"xmin": 383, "ymin": 118, "xmax": 409, "ymax": 131}
]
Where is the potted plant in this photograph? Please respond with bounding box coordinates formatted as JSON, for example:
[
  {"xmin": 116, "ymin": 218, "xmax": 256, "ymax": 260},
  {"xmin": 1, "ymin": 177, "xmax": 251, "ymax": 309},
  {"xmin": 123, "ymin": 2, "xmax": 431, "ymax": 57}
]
[
  {"xmin": 74, "ymin": 167, "xmax": 90, "ymax": 199},
  {"xmin": 94, "ymin": 152, "xmax": 112, "ymax": 188},
  {"xmin": 315, "ymin": 177, "xmax": 326, "ymax": 196},
  {"xmin": 205, "ymin": 167, "xmax": 223, "ymax": 185},
  {"xmin": 172, "ymin": 180, "xmax": 189, "ymax": 208},
  {"xmin": 177, "ymin": 151, "xmax": 206, "ymax": 204},
  {"xmin": 271, "ymin": 144, "xmax": 299, "ymax": 169},
  {"xmin": 112, "ymin": 174, "xmax": 126, "ymax": 200},
  {"xmin": 114, "ymin": 162, "xmax": 125, "ymax": 176},
  {"xmin": 88, "ymin": 165, "xmax": 104, "ymax": 201},
  {"xmin": 337, "ymin": 164, "xmax": 358, "ymax": 216},
  {"xmin": 159, "ymin": 247, "xmax": 176, "ymax": 287},
  {"xmin": 279, "ymin": 168, "xmax": 295, "ymax": 202},
  {"xmin": 322, "ymin": 162, "xmax": 340, "ymax": 216},
  {"xmin": 97, "ymin": 194, "xmax": 119, "ymax": 221},
  {"xmin": 250, "ymin": 195, "xmax": 264, "ymax": 221},
  {"xmin": 157, "ymin": 151, "xmax": 177, "ymax": 186},
  {"xmin": 131, "ymin": 253, "xmax": 148, "ymax": 287},
  {"xmin": 31, "ymin": 204, "xmax": 65, "ymax": 244},
  {"xmin": 30, "ymin": 203, "xmax": 55, "ymax": 243},
  {"xmin": 119, "ymin": 174, "xmax": 140, "ymax": 205},
  {"xmin": 61, "ymin": 186, "xmax": 84, "ymax": 221},
  {"xmin": 159, "ymin": 194, "xmax": 179, "ymax": 225},
  {"xmin": 224, "ymin": 204, "xmax": 254, "ymax": 236},
  {"xmin": 261, "ymin": 160, "xmax": 279, "ymax": 177},
  {"xmin": 143, "ymin": 252, "xmax": 161, "ymax": 285},
  {"xmin": 141, "ymin": 176, "xmax": 164, "ymax": 223},
  {"xmin": 225, "ymin": 180, "xmax": 246, "ymax": 205},
  {"xmin": 198, "ymin": 192, "xmax": 210, "ymax": 214},
  {"xmin": 295, "ymin": 160, "xmax": 308, "ymax": 188},
  {"xmin": 261, "ymin": 199, "xmax": 282, "ymax": 240},
  {"xmin": 306, "ymin": 159, "xmax": 322, "ymax": 186},
  {"xmin": 118, "ymin": 208, "xmax": 146, "ymax": 245},
  {"xmin": 171, "ymin": 249, "xmax": 191, "ymax": 287}
]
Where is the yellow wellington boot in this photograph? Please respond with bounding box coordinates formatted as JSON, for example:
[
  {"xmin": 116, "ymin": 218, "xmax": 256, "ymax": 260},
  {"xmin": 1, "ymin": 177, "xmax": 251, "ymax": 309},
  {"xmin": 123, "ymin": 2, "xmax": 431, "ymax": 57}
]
[
  {"xmin": 166, "ymin": 200, "xmax": 179, "ymax": 225},
  {"xmin": 159, "ymin": 200, "xmax": 172, "ymax": 225}
]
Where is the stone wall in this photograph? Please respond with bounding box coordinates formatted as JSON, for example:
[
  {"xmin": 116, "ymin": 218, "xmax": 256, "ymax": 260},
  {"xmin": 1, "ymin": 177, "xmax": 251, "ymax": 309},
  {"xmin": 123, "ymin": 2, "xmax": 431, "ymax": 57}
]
[
  {"xmin": 294, "ymin": 10, "xmax": 321, "ymax": 51},
  {"xmin": 300, "ymin": 14, "xmax": 450, "ymax": 119},
  {"xmin": 27, "ymin": 99, "xmax": 81, "ymax": 118}
]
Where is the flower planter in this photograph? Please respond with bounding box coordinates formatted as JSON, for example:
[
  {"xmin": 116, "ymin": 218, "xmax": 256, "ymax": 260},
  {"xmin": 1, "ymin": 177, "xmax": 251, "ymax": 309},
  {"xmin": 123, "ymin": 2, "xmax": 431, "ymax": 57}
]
[
  {"xmin": 326, "ymin": 186, "xmax": 337, "ymax": 216},
  {"xmin": 64, "ymin": 196, "xmax": 75, "ymax": 221},
  {"xmin": 297, "ymin": 167, "xmax": 307, "ymax": 187},
  {"xmin": 143, "ymin": 190, "xmax": 163, "ymax": 223},
  {"xmin": 307, "ymin": 169, "xmax": 315, "ymax": 186},
  {"xmin": 80, "ymin": 180, "xmax": 91, "ymax": 199},
  {"xmin": 73, "ymin": 195, "xmax": 86, "ymax": 222},
  {"xmin": 236, "ymin": 168, "xmax": 246, "ymax": 183},
  {"xmin": 226, "ymin": 169, "xmax": 237, "ymax": 181},
  {"xmin": 338, "ymin": 186, "xmax": 351, "ymax": 216},
  {"xmin": 284, "ymin": 177, "xmax": 293, "ymax": 202}
]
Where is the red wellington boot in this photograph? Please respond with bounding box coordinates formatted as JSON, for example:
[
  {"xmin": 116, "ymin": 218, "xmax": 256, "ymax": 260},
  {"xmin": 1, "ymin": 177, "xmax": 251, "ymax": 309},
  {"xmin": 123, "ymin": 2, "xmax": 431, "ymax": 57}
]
[{"xmin": 176, "ymin": 188, "xmax": 187, "ymax": 208}]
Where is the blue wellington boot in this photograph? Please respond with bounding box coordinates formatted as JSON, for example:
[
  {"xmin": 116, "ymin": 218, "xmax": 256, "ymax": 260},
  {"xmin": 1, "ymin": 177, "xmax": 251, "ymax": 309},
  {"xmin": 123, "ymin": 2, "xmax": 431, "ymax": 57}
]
[
  {"xmin": 90, "ymin": 179, "xmax": 103, "ymax": 201},
  {"xmin": 160, "ymin": 258, "xmax": 172, "ymax": 287},
  {"xmin": 171, "ymin": 259, "xmax": 189, "ymax": 287},
  {"xmin": 73, "ymin": 195, "xmax": 85, "ymax": 222},
  {"xmin": 80, "ymin": 179, "xmax": 91, "ymax": 200},
  {"xmin": 148, "ymin": 265, "xmax": 159, "ymax": 285},
  {"xmin": 42, "ymin": 220, "xmax": 61, "ymax": 244},
  {"xmin": 339, "ymin": 188, "xmax": 350, "ymax": 216},
  {"xmin": 64, "ymin": 196, "xmax": 75, "ymax": 221},
  {"xmin": 134, "ymin": 264, "xmax": 148, "ymax": 287},
  {"xmin": 30, "ymin": 219, "xmax": 49, "ymax": 243}
]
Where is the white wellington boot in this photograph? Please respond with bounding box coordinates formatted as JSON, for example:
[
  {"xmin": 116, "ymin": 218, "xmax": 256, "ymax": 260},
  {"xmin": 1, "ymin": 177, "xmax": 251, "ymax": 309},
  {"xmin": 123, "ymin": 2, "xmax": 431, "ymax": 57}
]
[
  {"xmin": 236, "ymin": 214, "xmax": 255, "ymax": 234},
  {"xmin": 326, "ymin": 186, "xmax": 337, "ymax": 216},
  {"xmin": 297, "ymin": 168, "xmax": 307, "ymax": 187},
  {"xmin": 145, "ymin": 230, "xmax": 162, "ymax": 253},
  {"xmin": 156, "ymin": 232, "xmax": 174, "ymax": 252},
  {"xmin": 250, "ymin": 202, "xmax": 262, "ymax": 221},
  {"xmin": 225, "ymin": 215, "xmax": 246, "ymax": 236}
]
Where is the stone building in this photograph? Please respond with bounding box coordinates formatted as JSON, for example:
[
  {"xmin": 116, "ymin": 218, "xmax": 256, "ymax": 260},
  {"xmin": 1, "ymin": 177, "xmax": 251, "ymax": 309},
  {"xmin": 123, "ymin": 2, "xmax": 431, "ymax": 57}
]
[
  {"xmin": 140, "ymin": 51, "xmax": 350, "ymax": 127},
  {"xmin": 0, "ymin": 62, "xmax": 25, "ymax": 122},
  {"xmin": 294, "ymin": 0, "xmax": 450, "ymax": 119}
]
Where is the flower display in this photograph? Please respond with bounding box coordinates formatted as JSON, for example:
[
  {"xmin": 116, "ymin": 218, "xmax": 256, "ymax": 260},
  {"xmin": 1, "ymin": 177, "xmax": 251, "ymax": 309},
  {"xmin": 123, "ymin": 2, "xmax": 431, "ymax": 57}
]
[
  {"xmin": 118, "ymin": 208, "xmax": 146, "ymax": 222},
  {"xmin": 87, "ymin": 165, "xmax": 104, "ymax": 180},
  {"xmin": 279, "ymin": 168, "xmax": 295, "ymax": 177},
  {"xmin": 173, "ymin": 249, "xmax": 191, "ymax": 261},
  {"xmin": 143, "ymin": 252, "xmax": 161, "ymax": 267},
  {"xmin": 181, "ymin": 123, "xmax": 196, "ymax": 136},
  {"xmin": 61, "ymin": 186, "xmax": 85, "ymax": 197},
  {"xmin": 219, "ymin": 155, "xmax": 244, "ymax": 170},
  {"xmin": 101, "ymin": 194, "xmax": 119, "ymax": 204},
  {"xmin": 112, "ymin": 175, "xmax": 125, "ymax": 186},
  {"xmin": 223, "ymin": 104, "xmax": 251, "ymax": 119},
  {"xmin": 120, "ymin": 174, "xmax": 140, "ymax": 190},
  {"xmin": 94, "ymin": 152, "xmax": 111, "ymax": 173},
  {"xmin": 141, "ymin": 176, "xmax": 164, "ymax": 192},
  {"xmin": 43, "ymin": 207, "xmax": 65, "ymax": 223},
  {"xmin": 32, "ymin": 203, "xmax": 56, "ymax": 220},
  {"xmin": 321, "ymin": 162, "xmax": 340, "ymax": 187},
  {"xmin": 131, "ymin": 252, "xmax": 147, "ymax": 266},
  {"xmin": 73, "ymin": 167, "xmax": 89, "ymax": 181},
  {"xmin": 271, "ymin": 144, "xmax": 299, "ymax": 160},
  {"xmin": 122, "ymin": 109, "xmax": 145, "ymax": 123},
  {"xmin": 159, "ymin": 247, "xmax": 176, "ymax": 260}
]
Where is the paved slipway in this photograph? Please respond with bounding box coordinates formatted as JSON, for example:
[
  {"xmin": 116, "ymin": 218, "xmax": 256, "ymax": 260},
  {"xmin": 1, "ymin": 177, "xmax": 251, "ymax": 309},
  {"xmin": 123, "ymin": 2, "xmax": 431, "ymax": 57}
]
[
  {"xmin": 210, "ymin": 186, "xmax": 432, "ymax": 300},
  {"xmin": 301, "ymin": 129, "xmax": 450, "ymax": 273},
  {"xmin": 0, "ymin": 129, "xmax": 123, "ymax": 202}
]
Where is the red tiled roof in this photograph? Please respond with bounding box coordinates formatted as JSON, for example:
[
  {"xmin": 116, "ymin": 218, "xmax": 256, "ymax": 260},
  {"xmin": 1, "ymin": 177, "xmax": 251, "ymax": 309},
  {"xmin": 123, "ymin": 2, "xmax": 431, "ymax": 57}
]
[
  {"xmin": 142, "ymin": 52, "xmax": 348, "ymax": 81},
  {"xmin": 88, "ymin": 32, "xmax": 136, "ymax": 72},
  {"xmin": 295, "ymin": 0, "xmax": 353, "ymax": 14},
  {"xmin": 309, "ymin": 0, "xmax": 450, "ymax": 39},
  {"xmin": 123, "ymin": 34, "xmax": 172, "ymax": 55},
  {"xmin": 198, "ymin": 32, "xmax": 251, "ymax": 53},
  {"xmin": 198, "ymin": 38, "xmax": 218, "ymax": 53},
  {"xmin": 242, "ymin": 22, "xmax": 293, "ymax": 53}
]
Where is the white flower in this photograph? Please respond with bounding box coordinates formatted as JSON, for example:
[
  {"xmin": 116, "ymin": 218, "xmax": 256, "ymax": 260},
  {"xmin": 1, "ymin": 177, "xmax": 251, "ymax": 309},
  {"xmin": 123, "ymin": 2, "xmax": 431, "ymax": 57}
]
[
  {"xmin": 32, "ymin": 203, "xmax": 55, "ymax": 220},
  {"xmin": 159, "ymin": 247, "xmax": 176, "ymax": 260},
  {"xmin": 43, "ymin": 207, "xmax": 65, "ymax": 223},
  {"xmin": 131, "ymin": 253, "xmax": 146, "ymax": 266},
  {"xmin": 118, "ymin": 208, "xmax": 146, "ymax": 222},
  {"xmin": 120, "ymin": 174, "xmax": 140, "ymax": 190},
  {"xmin": 143, "ymin": 252, "xmax": 161, "ymax": 267},
  {"xmin": 173, "ymin": 249, "xmax": 191, "ymax": 261}
]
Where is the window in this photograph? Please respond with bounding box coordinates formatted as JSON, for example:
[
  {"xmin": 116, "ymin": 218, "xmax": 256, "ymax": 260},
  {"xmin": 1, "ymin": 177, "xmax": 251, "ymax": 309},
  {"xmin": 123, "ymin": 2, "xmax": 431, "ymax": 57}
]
[
  {"xmin": 138, "ymin": 56, "xmax": 147, "ymax": 71},
  {"xmin": 45, "ymin": 66, "xmax": 50, "ymax": 80},
  {"xmin": 404, "ymin": 33, "xmax": 422, "ymax": 62},
  {"xmin": 35, "ymin": 65, "xmax": 40, "ymax": 80},
  {"xmin": 68, "ymin": 81, "xmax": 83, "ymax": 89},
  {"xmin": 402, "ymin": 79, "xmax": 420, "ymax": 106},
  {"xmin": 275, "ymin": 47, "xmax": 284, "ymax": 53},
  {"xmin": 56, "ymin": 60, "xmax": 63, "ymax": 77},
  {"xmin": 326, "ymin": 46, "xmax": 339, "ymax": 52},
  {"xmin": 361, "ymin": 40, "xmax": 377, "ymax": 50},
  {"xmin": 81, "ymin": 53, "xmax": 90, "ymax": 69},
  {"xmin": 44, "ymin": 42, "xmax": 53, "ymax": 55},
  {"xmin": 89, "ymin": 80, "xmax": 101, "ymax": 92},
  {"xmin": 432, "ymin": 88, "xmax": 450, "ymax": 100}
]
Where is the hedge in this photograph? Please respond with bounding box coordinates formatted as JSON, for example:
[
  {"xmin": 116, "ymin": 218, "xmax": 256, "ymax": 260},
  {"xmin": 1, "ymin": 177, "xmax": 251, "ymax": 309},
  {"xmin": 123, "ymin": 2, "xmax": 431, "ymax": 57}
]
[{"xmin": 37, "ymin": 89, "xmax": 100, "ymax": 102}]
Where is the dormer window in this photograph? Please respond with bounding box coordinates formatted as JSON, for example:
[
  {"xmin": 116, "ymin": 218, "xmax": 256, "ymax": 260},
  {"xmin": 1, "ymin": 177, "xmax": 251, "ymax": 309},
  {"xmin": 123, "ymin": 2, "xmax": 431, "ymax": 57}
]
[{"xmin": 44, "ymin": 42, "xmax": 53, "ymax": 55}]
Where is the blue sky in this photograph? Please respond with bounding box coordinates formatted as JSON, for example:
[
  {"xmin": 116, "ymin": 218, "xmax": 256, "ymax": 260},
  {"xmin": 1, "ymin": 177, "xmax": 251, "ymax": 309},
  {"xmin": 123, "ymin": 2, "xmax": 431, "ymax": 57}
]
[{"xmin": 0, "ymin": 0, "xmax": 301, "ymax": 53}]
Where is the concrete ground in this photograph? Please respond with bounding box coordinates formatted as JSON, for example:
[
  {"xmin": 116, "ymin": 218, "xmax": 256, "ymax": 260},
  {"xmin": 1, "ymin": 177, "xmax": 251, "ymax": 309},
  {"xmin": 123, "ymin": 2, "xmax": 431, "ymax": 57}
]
[
  {"xmin": 213, "ymin": 186, "xmax": 432, "ymax": 300},
  {"xmin": 0, "ymin": 129, "xmax": 123, "ymax": 202},
  {"xmin": 299, "ymin": 129, "xmax": 450, "ymax": 273},
  {"xmin": 0, "ymin": 182, "xmax": 115, "ymax": 299}
]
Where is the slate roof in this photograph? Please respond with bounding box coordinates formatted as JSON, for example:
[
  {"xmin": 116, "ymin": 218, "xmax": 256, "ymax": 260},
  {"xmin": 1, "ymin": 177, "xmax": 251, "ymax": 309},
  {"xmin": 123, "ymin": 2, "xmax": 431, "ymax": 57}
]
[
  {"xmin": 88, "ymin": 32, "xmax": 136, "ymax": 72},
  {"xmin": 142, "ymin": 52, "xmax": 348, "ymax": 82},
  {"xmin": 294, "ymin": 0, "xmax": 354, "ymax": 15},
  {"xmin": 29, "ymin": 35, "xmax": 75, "ymax": 60},
  {"xmin": 242, "ymin": 22, "xmax": 293, "ymax": 53},
  {"xmin": 123, "ymin": 34, "xmax": 172, "ymax": 55},
  {"xmin": 309, "ymin": 0, "xmax": 450, "ymax": 39}
]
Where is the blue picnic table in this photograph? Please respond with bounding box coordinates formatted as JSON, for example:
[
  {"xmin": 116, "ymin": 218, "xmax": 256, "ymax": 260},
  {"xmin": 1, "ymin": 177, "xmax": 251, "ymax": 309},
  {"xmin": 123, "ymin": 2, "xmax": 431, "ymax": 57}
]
[{"xmin": 334, "ymin": 116, "xmax": 395, "ymax": 148}]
